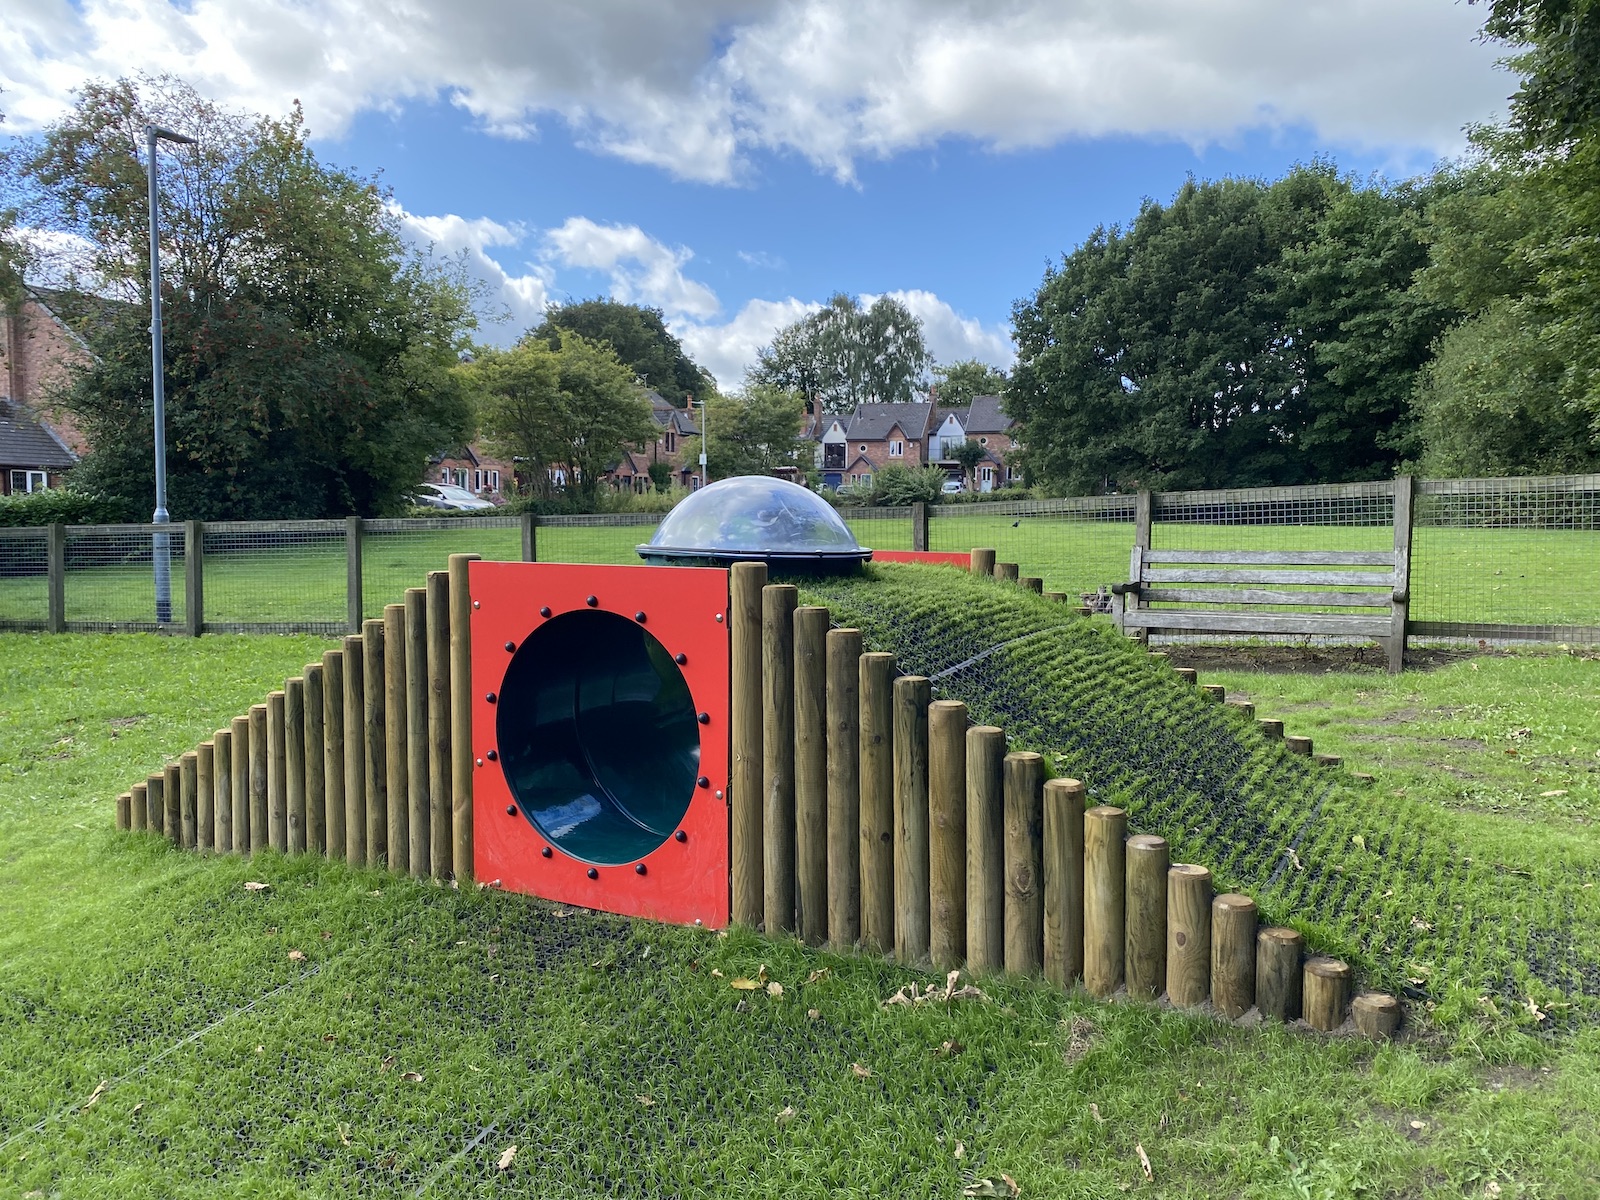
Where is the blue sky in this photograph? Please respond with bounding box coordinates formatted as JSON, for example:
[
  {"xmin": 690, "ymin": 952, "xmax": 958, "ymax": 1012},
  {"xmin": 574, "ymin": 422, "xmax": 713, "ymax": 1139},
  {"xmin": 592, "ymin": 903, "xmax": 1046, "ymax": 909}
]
[{"xmin": 4, "ymin": 0, "xmax": 1512, "ymax": 386}]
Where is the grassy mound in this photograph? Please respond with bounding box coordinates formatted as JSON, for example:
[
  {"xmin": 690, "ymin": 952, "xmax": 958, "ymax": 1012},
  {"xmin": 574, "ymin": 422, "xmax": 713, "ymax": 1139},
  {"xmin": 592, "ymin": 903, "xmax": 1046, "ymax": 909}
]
[{"xmin": 799, "ymin": 564, "xmax": 1600, "ymax": 1023}]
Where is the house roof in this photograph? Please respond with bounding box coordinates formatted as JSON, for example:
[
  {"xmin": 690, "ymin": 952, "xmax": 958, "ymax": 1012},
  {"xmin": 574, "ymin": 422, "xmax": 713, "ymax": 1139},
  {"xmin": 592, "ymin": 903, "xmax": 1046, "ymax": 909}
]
[
  {"xmin": 843, "ymin": 401, "xmax": 937, "ymax": 441},
  {"xmin": 25, "ymin": 285, "xmax": 134, "ymax": 352},
  {"xmin": 0, "ymin": 399, "xmax": 78, "ymax": 469},
  {"xmin": 964, "ymin": 394, "xmax": 1012, "ymax": 434}
]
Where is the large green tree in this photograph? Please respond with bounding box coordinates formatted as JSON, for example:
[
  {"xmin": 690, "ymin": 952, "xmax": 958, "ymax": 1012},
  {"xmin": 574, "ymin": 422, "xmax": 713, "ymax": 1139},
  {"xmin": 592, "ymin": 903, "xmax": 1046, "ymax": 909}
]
[
  {"xmin": 527, "ymin": 298, "xmax": 712, "ymax": 406},
  {"xmin": 683, "ymin": 385, "xmax": 805, "ymax": 479},
  {"xmin": 2, "ymin": 75, "xmax": 477, "ymax": 517},
  {"xmin": 749, "ymin": 293, "xmax": 931, "ymax": 413},
  {"xmin": 929, "ymin": 359, "xmax": 1007, "ymax": 407}
]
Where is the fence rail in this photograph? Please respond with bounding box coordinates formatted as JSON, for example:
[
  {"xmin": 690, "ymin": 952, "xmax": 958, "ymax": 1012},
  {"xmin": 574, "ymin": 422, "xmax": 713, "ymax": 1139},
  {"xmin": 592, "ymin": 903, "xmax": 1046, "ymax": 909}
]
[{"xmin": 1, "ymin": 473, "xmax": 1596, "ymax": 644}]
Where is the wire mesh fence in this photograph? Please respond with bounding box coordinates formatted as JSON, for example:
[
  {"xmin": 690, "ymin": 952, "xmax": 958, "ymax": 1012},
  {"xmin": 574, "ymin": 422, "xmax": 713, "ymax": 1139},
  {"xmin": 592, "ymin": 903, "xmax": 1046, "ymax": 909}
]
[
  {"xmin": 362, "ymin": 517, "xmax": 524, "ymax": 620},
  {"xmin": 929, "ymin": 496, "xmax": 1135, "ymax": 601},
  {"xmin": 63, "ymin": 524, "xmax": 187, "ymax": 631},
  {"xmin": 205, "ymin": 520, "xmax": 346, "ymax": 633},
  {"xmin": 840, "ymin": 507, "xmax": 914, "ymax": 553},
  {"xmin": 0, "ymin": 528, "xmax": 48, "ymax": 630},
  {"xmin": 533, "ymin": 514, "xmax": 663, "ymax": 565}
]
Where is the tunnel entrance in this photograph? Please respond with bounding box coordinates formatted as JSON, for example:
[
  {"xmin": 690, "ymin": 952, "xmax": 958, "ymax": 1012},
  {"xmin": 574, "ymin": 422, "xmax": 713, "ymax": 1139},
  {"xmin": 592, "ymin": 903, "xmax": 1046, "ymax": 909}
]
[{"xmin": 496, "ymin": 609, "xmax": 700, "ymax": 865}]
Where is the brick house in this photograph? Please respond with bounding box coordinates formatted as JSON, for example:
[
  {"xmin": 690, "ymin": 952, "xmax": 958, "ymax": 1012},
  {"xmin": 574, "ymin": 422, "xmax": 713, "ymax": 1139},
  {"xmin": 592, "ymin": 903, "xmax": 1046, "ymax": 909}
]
[
  {"xmin": 606, "ymin": 390, "xmax": 702, "ymax": 492},
  {"xmin": 819, "ymin": 395, "xmax": 1019, "ymax": 492},
  {"xmin": 0, "ymin": 287, "xmax": 98, "ymax": 495},
  {"xmin": 432, "ymin": 444, "xmax": 515, "ymax": 502}
]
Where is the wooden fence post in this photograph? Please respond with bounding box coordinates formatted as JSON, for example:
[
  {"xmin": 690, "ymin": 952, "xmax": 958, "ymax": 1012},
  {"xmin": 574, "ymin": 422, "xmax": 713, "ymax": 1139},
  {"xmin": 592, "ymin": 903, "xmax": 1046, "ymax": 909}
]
[
  {"xmin": 405, "ymin": 588, "xmax": 430, "ymax": 878},
  {"xmin": 363, "ymin": 617, "xmax": 388, "ymax": 868},
  {"xmin": 1002, "ymin": 751, "xmax": 1045, "ymax": 975},
  {"xmin": 1132, "ymin": 490, "xmax": 1153, "ymax": 643},
  {"xmin": 304, "ymin": 663, "xmax": 326, "ymax": 855},
  {"xmin": 928, "ymin": 699, "xmax": 967, "ymax": 971},
  {"xmin": 1257, "ymin": 927, "xmax": 1304, "ymax": 1021},
  {"xmin": 1390, "ymin": 475, "xmax": 1414, "ymax": 673},
  {"xmin": 1125, "ymin": 834, "xmax": 1168, "ymax": 999},
  {"xmin": 267, "ymin": 691, "xmax": 288, "ymax": 853},
  {"xmin": 322, "ymin": 649, "xmax": 346, "ymax": 861},
  {"xmin": 1043, "ymin": 777, "xmax": 1086, "ymax": 988},
  {"xmin": 995, "ymin": 562, "xmax": 1019, "ymax": 582},
  {"xmin": 214, "ymin": 726, "xmax": 233, "ymax": 854},
  {"xmin": 146, "ymin": 772, "xmax": 165, "ymax": 841},
  {"xmin": 858, "ymin": 651, "xmax": 896, "ymax": 954},
  {"xmin": 1166, "ymin": 864, "xmax": 1212, "ymax": 1007},
  {"xmin": 426, "ymin": 571, "xmax": 451, "ymax": 880},
  {"xmin": 46, "ymin": 523, "xmax": 65, "ymax": 633},
  {"xmin": 230, "ymin": 714, "xmax": 250, "ymax": 853},
  {"xmin": 1083, "ymin": 805, "xmax": 1127, "ymax": 997},
  {"xmin": 1304, "ymin": 958, "xmax": 1352, "ymax": 1031},
  {"xmin": 520, "ymin": 512, "xmax": 537, "ymax": 562},
  {"xmin": 342, "ymin": 635, "xmax": 366, "ymax": 867},
  {"xmin": 1212, "ymin": 893, "xmax": 1258, "ymax": 1018},
  {"xmin": 965, "ymin": 725, "xmax": 1006, "ymax": 974},
  {"xmin": 893, "ymin": 674, "xmax": 932, "ymax": 965},
  {"xmin": 763, "ymin": 583, "xmax": 798, "ymax": 935},
  {"xmin": 911, "ymin": 501, "xmax": 929, "ymax": 552},
  {"xmin": 384, "ymin": 602, "xmax": 409, "ymax": 875},
  {"xmin": 163, "ymin": 763, "xmax": 180, "ymax": 843},
  {"xmin": 285, "ymin": 678, "xmax": 306, "ymax": 853},
  {"xmin": 730, "ymin": 561, "xmax": 767, "ymax": 926},
  {"xmin": 345, "ymin": 515, "xmax": 363, "ymax": 634},
  {"xmin": 248, "ymin": 704, "xmax": 268, "ymax": 854},
  {"xmin": 130, "ymin": 783, "xmax": 147, "ymax": 832},
  {"xmin": 179, "ymin": 750, "xmax": 199, "ymax": 850},
  {"xmin": 971, "ymin": 548, "xmax": 996, "ymax": 576},
  {"xmin": 825, "ymin": 627, "xmax": 862, "ymax": 948},
  {"xmin": 448, "ymin": 553, "xmax": 478, "ymax": 883},
  {"xmin": 184, "ymin": 519, "xmax": 204, "ymax": 637},
  {"xmin": 196, "ymin": 741, "xmax": 215, "ymax": 851},
  {"xmin": 794, "ymin": 605, "xmax": 830, "ymax": 946}
]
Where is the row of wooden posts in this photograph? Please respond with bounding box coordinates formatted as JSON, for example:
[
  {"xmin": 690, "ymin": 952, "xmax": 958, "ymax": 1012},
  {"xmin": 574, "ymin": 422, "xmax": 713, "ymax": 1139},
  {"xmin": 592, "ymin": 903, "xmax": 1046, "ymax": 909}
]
[{"xmin": 114, "ymin": 548, "xmax": 1398, "ymax": 1038}]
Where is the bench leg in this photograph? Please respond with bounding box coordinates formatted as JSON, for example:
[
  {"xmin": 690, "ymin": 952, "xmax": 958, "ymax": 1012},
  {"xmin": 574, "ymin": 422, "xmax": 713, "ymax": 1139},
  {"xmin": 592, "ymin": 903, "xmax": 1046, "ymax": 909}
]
[{"xmin": 1379, "ymin": 635, "xmax": 1403, "ymax": 674}]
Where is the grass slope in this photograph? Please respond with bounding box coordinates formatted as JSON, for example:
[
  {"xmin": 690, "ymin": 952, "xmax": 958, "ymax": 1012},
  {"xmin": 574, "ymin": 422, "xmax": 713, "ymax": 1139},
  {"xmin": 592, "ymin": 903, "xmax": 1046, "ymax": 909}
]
[{"xmin": 799, "ymin": 565, "xmax": 1600, "ymax": 1024}]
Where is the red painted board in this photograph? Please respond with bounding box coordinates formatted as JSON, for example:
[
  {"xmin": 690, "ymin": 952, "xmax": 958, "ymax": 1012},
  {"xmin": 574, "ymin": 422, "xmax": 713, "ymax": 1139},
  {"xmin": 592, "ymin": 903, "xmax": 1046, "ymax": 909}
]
[{"xmin": 871, "ymin": 550, "xmax": 973, "ymax": 568}]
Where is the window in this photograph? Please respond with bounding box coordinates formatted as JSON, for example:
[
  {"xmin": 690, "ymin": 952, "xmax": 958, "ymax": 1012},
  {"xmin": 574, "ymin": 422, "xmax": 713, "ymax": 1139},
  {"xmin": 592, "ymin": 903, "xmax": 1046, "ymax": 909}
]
[
  {"xmin": 859, "ymin": 472, "xmax": 872, "ymax": 487},
  {"xmin": 979, "ymin": 437, "xmax": 988, "ymax": 446},
  {"xmin": 665, "ymin": 431, "xmax": 676, "ymax": 452},
  {"xmin": 859, "ymin": 444, "xmax": 867, "ymax": 453},
  {"xmin": 889, "ymin": 439, "xmax": 903, "ymax": 457},
  {"xmin": 823, "ymin": 444, "xmax": 845, "ymax": 469},
  {"xmin": 980, "ymin": 466, "xmax": 994, "ymax": 483},
  {"xmin": 440, "ymin": 469, "xmax": 451, "ymax": 484},
  {"xmin": 489, "ymin": 470, "xmax": 500, "ymax": 492},
  {"xmin": 9, "ymin": 470, "xmax": 48, "ymax": 494},
  {"xmin": 474, "ymin": 469, "xmax": 483, "ymax": 492}
]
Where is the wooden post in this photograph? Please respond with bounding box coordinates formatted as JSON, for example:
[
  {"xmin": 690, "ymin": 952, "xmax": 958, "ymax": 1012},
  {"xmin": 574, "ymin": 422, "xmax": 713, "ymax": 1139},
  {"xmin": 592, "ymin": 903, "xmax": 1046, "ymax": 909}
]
[
  {"xmin": 116, "ymin": 792, "xmax": 131, "ymax": 830},
  {"xmin": 1285, "ymin": 735, "xmax": 1313, "ymax": 756},
  {"xmin": 342, "ymin": 635, "xmax": 366, "ymax": 867},
  {"xmin": 178, "ymin": 751, "xmax": 198, "ymax": 849},
  {"xmin": 322, "ymin": 649, "xmax": 347, "ymax": 861},
  {"xmin": 1201, "ymin": 684, "xmax": 1226, "ymax": 703},
  {"xmin": 146, "ymin": 773, "xmax": 165, "ymax": 841},
  {"xmin": 46, "ymin": 523, "xmax": 65, "ymax": 633},
  {"xmin": 1353, "ymin": 993, "xmax": 1401, "ymax": 1039},
  {"xmin": 911, "ymin": 501, "xmax": 929, "ymax": 552},
  {"xmin": 1256, "ymin": 926, "xmax": 1304, "ymax": 1022},
  {"xmin": 520, "ymin": 512, "xmax": 537, "ymax": 562},
  {"xmin": 965, "ymin": 725, "xmax": 1006, "ymax": 974},
  {"xmin": 858, "ymin": 651, "xmax": 896, "ymax": 953},
  {"xmin": 1166, "ymin": 864, "xmax": 1211, "ymax": 1007},
  {"xmin": 284, "ymin": 678, "xmax": 306, "ymax": 853},
  {"xmin": 130, "ymin": 783, "xmax": 147, "ymax": 832},
  {"xmin": 1020, "ymin": 576, "xmax": 1043, "ymax": 594},
  {"xmin": 1043, "ymin": 778, "xmax": 1086, "ymax": 988},
  {"xmin": 304, "ymin": 663, "xmax": 326, "ymax": 855},
  {"xmin": 345, "ymin": 515, "xmax": 363, "ymax": 634},
  {"xmin": 426, "ymin": 571, "xmax": 451, "ymax": 880},
  {"xmin": 248, "ymin": 704, "xmax": 268, "ymax": 854},
  {"xmin": 1226, "ymin": 699, "xmax": 1255, "ymax": 720},
  {"xmin": 1083, "ymin": 806, "xmax": 1126, "ymax": 996},
  {"xmin": 971, "ymin": 548, "xmax": 996, "ymax": 576},
  {"xmin": 405, "ymin": 588, "xmax": 429, "ymax": 878},
  {"xmin": 1043, "ymin": 591, "xmax": 1067, "ymax": 603},
  {"xmin": 213, "ymin": 727, "xmax": 232, "ymax": 854},
  {"xmin": 1304, "ymin": 958, "xmax": 1353, "ymax": 1031},
  {"xmin": 184, "ymin": 519, "xmax": 204, "ymax": 637},
  {"xmin": 730, "ymin": 560, "xmax": 767, "ymax": 926},
  {"xmin": 1002, "ymin": 751, "xmax": 1045, "ymax": 975},
  {"xmin": 1211, "ymin": 893, "xmax": 1257, "ymax": 1018},
  {"xmin": 164, "ymin": 762, "xmax": 181, "ymax": 843},
  {"xmin": 793, "ymin": 605, "xmax": 829, "ymax": 946},
  {"xmin": 825, "ymin": 627, "xmax": 862, "ymax": 948},
  {"xmin": 1134, "ymin": 489, "xmax": 1153, "ymax": 551},
  {"xmin": 1389, "ymin": 475, "xmax": 1413, "ymax": 674},
  {"xmin": 230, "ymin": 714, "xmax": 250, "ymax": 853},
  {"xmin": 196, "ymin": 741, "xmax": 215, "ymax": 851},
  {"xmin": 893, "ymin": 674, "xmax": 932, "ymax": 965},
  {"xmin": 267, "ymin": 690, "xmax": 288, "ymax": 853},
  {"xmin": 1174, "ymin": 668, "xmax": 1197, "ymax": 685},
  {"xmin": 384, "ymin": 602, "xmax": 409, "ymax": 875},
  {"xmin": 927, "ymin": 699, "xmax": 967, "ymax": 971},
  {"xmin": 363, "ymin": 617, "xmax": 388, "ymax": 868},
  {"xmin": 448, "ymin": 553, "xmax": 478, "ymax": 883},
  {"xmin": 995, "ymin": 561, "xmax": 1019, "ymax": 582},
  {"xmin": 1258, "ymin": 718, "xmax": 1284, "ymax": 739},
  {"xmin": 762, "ymin": 583, "xmax": 798, "ymax": 935},
  {"xmin": 1125, "ymin": 834, "xmax": 1168, "ymax": 999}
]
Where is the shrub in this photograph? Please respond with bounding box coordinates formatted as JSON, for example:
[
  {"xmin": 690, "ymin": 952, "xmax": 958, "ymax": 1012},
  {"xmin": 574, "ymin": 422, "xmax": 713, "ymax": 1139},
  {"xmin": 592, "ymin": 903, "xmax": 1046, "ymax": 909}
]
[{"xmin": 0, "ymin": 488, "xmax": 131, "ymax": 527}]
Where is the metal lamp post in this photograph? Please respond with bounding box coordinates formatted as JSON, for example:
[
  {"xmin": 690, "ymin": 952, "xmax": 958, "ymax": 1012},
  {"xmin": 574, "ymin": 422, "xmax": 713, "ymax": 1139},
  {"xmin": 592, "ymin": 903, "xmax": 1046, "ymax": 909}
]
[
  {"xmin": 696, "ymin": 395, "xmax": 710, "ymax": 487},
  {"xmin": 146, "ymin": 124, "xmax": 196, "ymax": 624}
]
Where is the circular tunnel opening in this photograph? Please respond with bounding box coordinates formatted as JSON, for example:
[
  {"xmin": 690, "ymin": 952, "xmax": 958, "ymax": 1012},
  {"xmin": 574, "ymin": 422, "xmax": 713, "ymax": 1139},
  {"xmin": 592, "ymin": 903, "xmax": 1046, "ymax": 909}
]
[{"xmin": 497, "ymin": 609, "xmax": 700, "ymax": 865}]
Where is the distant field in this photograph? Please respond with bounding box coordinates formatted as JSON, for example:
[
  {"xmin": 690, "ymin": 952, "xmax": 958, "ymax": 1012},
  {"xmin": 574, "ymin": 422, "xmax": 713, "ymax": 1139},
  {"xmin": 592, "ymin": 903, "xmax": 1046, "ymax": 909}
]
[{"xmin": 1, "ymin": 512, "xmax": 1594, "ymax": 631}]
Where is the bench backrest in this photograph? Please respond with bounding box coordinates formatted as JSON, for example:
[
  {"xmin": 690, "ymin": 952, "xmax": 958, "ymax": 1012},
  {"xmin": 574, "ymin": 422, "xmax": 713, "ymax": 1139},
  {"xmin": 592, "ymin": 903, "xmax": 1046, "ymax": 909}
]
[{"xmin": 1130, "ymin": 548, "xmax": 1401, "ymax": 610}]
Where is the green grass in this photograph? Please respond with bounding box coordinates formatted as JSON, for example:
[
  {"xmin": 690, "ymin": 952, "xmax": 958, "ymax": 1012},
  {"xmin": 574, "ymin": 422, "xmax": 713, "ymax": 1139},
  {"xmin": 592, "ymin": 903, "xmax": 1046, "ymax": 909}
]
[{"xmin": 4, "ymin": 601, "xmax": 1600, "ymax": 1193}]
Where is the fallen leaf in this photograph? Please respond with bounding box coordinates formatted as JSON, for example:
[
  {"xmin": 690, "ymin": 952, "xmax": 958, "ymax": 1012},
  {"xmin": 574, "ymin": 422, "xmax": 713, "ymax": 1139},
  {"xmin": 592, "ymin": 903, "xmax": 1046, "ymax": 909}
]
[
  {"xmin": 758, "ymin": 964, "xmax": 769, "ymax": 982},
  {"xmin": 807, "ymin": 1008, "xmax": 820, "ymax": 1021},
  {"xmin": 851, "ymin": 1062, "xmax": 873, "ymax": 1079},
  {"xmin": 804, "ymin": 968, "xmax": 830, "ymax": 985},
  {"xmin": 288, "ymin": 949, "xmax": 306, "ymax": 962},
  {"xmin": 1351, "ymin": 834, "xmax": 1366, "ymax": 850},
  {"xmin": 130, "ymin": 1102, "xmax": 144, "ymax": 1116},
  {"xmin": 729, "ymin": 977, "xmax": 761, "ymax": 991},
  {"xmin": 775, "ymin": 1105, "xmax": 796, "ymax": 1126},
  {"xmin": 1002, "ymin": 1173, "xmax": 1021, "ymax": 1196},
  {"xmin": 497, "ymin": 1145, "xmax": 517, "ymax": 1171},
  {"xmin": 1089, "ymin": 1103, "xmax": 1105, "ymax": 1125},
  {"xmin": 1411, "ymin": 917, "xmax": 1434, "ymax": 931},
  {"xmin": 400, "ymin": 1072, "xmax": 424, "ymax": 1083},
  {"xmin": 766, "ymin": 981, "xmax": 784, "ymax": 998},
  {"xmin": 954, "ymin": 1141, "xmax": 966, "ymax": 1160},
  {"xmin": 1486, "ymin": 1180, "xmax": 1502, "ymax": 1197},
  {"xmin": 338, "ymin": 1124, "xmax": 351, "ymax": 1147},
  {"xmin": 322, "ymin": 1033, "xmax": 337, "ymax": 1043},
  {"xmin": 938, "ymin": 1039, "xmax": 965, "ymax": 1057},
  {"xmin": 1540, "ymin": 790, "xmax": 1568, "ymax": 797},
  {"xmin": 1526, "ymin": 996, "xmax": 1547, "ymax": 1022},
  {"xmin": 379, "ymin": 1056, "xmax": 395, "ymax": 1073},
  {"xmin": 1283, "ymin": 848, "xmax": 1303, "ymax": 871},
  {"xmin": 1136, "ymin": 1143, "xmax": 1154, "ymax": 1182},
  {"xmin": 81, "ymin": 1080, "xmax": 108, "ymax": 1110},
  {"xmin": 710, "ymin": 968, "xmax": 724, "ymax": 978},
  {"xmin": 243, "ymin": 881, "xmax": 270, "ymax": 892},
  {"xmin": 635, "ymin": 1095, "xmax": 654, "ymax": 1107},
  {"xmin": 964, "ymin": 1178, "xmax": 1019, "ymax": 1198}
]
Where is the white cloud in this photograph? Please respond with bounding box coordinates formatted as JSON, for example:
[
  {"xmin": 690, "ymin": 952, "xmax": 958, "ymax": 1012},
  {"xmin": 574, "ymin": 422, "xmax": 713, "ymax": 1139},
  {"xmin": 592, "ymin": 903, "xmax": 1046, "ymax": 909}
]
[
  {"xmin": 3, "ymin": 0, "xmax": 1509, "ymax": 182},
  {"xmin": 393, "ymin": 208, "xmax": 550, "ymax": 343},
  {"xmin": 675, "ymin": 296, "xmax": 821, "ymax": 391},
  {"xmin": 866, "ymin": 289, "xmax": 1013, "ymax": 372},
  {"xmin": 544, "ymin": 218, "xmax": 721, "ymax": 320}
]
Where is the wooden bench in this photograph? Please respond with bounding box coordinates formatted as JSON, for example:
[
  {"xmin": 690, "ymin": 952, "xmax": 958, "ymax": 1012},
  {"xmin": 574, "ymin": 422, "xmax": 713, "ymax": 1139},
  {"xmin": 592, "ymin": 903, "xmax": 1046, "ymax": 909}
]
[{"xmin": 1109, "ymin": 547, "xmax": 1410, "ymax": 672}]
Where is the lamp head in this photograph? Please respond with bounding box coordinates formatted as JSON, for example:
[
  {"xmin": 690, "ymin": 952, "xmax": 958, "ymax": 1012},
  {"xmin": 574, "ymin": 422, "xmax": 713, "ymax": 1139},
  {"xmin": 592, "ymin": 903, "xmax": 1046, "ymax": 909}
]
[{"xmin": 146, "ymin": 125, "xmax": 198, "ymax": 146}]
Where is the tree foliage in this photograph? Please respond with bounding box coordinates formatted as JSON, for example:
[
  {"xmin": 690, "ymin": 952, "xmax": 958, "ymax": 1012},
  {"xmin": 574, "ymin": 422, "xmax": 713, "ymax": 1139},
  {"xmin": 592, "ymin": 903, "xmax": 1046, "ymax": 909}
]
[
  {"xmin": 527, "ymin": 298, "xmax": 711, "ymax": 406},
  {"xmin": 749, "ymin": 293, "xmax": 931, "ymax": 413},
  {"xmin": 684, "ymin": 385, "xmax": 805, "ymax": 479},
  {"xmin": 930, "ymin": 359, "xmax": 1008, "ymax": 408},
  {"xmin": 2, "ymin": 75, "xmax": 477, "ymax": 517}
]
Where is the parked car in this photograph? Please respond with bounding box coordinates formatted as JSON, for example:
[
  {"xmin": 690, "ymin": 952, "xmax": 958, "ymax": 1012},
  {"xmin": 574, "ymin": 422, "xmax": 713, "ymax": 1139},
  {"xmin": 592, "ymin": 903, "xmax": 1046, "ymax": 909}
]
[
  {"xmin": 412, "ymin": 483, "xmax": 496, "ymax": 511},
  {"xmin": 941, "ymin": 478, "xmax": 967, "ymax": 494}
]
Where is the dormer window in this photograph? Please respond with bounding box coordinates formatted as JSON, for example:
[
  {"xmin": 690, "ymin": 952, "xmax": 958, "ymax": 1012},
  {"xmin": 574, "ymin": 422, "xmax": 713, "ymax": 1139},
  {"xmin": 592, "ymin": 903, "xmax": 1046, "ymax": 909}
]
[{"xmin": 889, "ymin": 440, "xmax": 903, "ymax": 457}]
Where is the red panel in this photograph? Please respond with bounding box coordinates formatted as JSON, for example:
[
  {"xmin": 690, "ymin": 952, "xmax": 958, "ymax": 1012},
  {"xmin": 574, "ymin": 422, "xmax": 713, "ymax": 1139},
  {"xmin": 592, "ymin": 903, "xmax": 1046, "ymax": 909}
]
[
  {"xmin": 872, "ymin": 550, "xmax": 973, "ymax": 568},
  {"xmin": 469, "ymin": 561, "xmax": 731, "ymax": 928}
]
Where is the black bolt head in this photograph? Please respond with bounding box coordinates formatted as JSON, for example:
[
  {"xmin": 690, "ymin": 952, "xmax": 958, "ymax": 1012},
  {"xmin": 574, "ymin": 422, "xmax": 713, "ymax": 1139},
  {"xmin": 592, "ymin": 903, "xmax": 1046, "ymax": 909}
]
[
  {"xmin": 539, "ymin": 606, "xmax": 551, "ymax": 618},
  {"xmin": 634, "ymin": 611, "xmax": 647, "ymax": 623},
  {"xmin": 697, "ymin": 776, "xmax": 710, "ymax": 788},
  {"xmin": 674, "ymin": 652, "xmax": 687, "ymax": 665},
  {"xmin": 504, "ymin": 641, "xmax": 516, "ymax": 652},
  {"xmin": 541, "ymin": 846, "xmax": 552, "ymax": 858},
  {"xmin": 635, "ymin": 863, "xmax": 647, "ymax": 876},
  {"xmin": 585, "ymin": 595, "xmax": 598, "ymax": 607},
  {"xmin": 485, "ymin": 692, "xmax": 497, "ymax": 704},
  {"xmin": 587, "ymin": 867, "xmax": 598, "ymax": 880},
  {"xmin": 697, "ymin": 712, "xmax": 710, "ymax": 725},
  {"xmin": 486, "ymin": 749, "xmax": 498, "ymax": 762},
  {"xmin": 674, "ymin": 830, "xmax": 688, "ymax": 843},
  {"xmin": 505, "ymin": 805, "xmax": 516, "ymax": 816}
]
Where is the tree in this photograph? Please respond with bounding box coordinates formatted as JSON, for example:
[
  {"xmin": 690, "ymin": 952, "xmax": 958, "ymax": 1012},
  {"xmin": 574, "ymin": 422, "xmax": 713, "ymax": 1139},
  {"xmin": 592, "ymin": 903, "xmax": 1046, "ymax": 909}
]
[
  {"xmin": 1475, "ymin": 0, "xmax": 1600, "ymax": 147},
  {"xmin": 646, "ymin": 460, "xmax": 675, "ymax": 492},
  {"xmin": 683, "ymin": 385, "xmax": 805, "ymax": 479},
  {"xmin": 749, "ymin": 293, "xmax": 931, "ymax": 412},
  {"xmin": 464, "ymin": 340, "xmax": 563, "ymax": 496},
  {"xmin": 2, "ymin": 75, "xmax": 476, "ymax": 517},
  {"xmin": 930, "ymin": 360, "xmax": 1007, "ymax": 407},
  {"xmin": 948, "ymin": 438, "xmax": 986, "ymax": 488},
  {"xmin": 527, "ymin": 298, "xmax": 712, "ymax": 406}
]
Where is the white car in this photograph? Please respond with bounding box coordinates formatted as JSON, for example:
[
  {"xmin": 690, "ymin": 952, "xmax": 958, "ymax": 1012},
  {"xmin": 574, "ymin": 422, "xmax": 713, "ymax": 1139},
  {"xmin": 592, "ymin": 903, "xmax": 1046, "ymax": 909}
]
[
  {"xmin": 413, "ymin": 483, "xmax": 496, "ymax": 511},
  {"xmin": 941, "ymin": 478, "xmax": 967, "ymax": 494}
]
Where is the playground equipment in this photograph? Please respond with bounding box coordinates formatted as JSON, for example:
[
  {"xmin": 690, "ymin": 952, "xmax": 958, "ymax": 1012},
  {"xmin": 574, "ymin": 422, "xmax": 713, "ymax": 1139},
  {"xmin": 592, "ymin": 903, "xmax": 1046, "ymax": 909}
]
[{"xmin": 112, "ymin": 478, "xmax": 1403, "ymax": 1039}]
